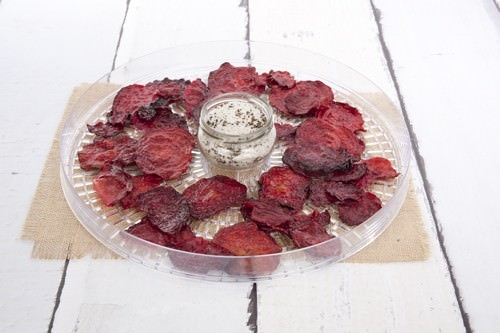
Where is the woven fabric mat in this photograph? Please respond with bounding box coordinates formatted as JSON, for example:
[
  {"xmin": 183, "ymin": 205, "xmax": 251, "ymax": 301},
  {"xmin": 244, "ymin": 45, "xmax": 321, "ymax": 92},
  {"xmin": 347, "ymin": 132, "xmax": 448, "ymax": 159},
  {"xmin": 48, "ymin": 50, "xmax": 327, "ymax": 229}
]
[{"xmin": 21, "ymin": 84, "xmax": 429, "ymax": 262}]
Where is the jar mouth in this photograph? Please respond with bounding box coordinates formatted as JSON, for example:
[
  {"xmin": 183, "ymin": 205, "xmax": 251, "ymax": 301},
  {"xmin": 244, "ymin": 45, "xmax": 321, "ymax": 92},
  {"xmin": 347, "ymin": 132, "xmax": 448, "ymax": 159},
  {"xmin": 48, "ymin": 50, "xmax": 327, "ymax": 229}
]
[{"xmin": 199, "ymin": 92, "xmax": 274, "ymax": 143}]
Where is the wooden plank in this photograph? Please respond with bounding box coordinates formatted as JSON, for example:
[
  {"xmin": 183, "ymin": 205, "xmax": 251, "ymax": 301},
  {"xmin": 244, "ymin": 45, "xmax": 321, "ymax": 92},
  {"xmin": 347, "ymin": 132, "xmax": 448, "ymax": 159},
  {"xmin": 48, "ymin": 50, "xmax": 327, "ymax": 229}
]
[
  {"xmin": 0, "ymin": 0, "xmax": 125, "ymax": 331},
  {"xmin": 372, "ymin": 0, "xmax": 500, "ymax": 331},
  {"xmin": 50, "ymin": 1, "xmax": 254, "ymax": 332},
  {"xmin": 52, "ymin": 260, "xmax": 252, "ymax": 333},
  {"xmin": 249, "ymin": 0, "xmax": 465, "ymax": 331}
]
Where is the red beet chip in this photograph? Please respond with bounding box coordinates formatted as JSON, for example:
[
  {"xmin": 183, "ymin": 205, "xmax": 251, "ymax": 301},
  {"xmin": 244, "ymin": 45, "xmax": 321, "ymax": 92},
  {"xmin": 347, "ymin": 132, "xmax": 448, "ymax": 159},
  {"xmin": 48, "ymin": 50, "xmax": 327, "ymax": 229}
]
[
  {"xmin": 78, "ymin": 139, "xmax": 117, "ymax": 171},
  {"xmin": 207, "ymin": 62, "xmax": 266, "ymax": 96},
  {"xmin": 266, "ymin": 70, "xmax": 295, "ymax": 89},
  {"xmin": 113, "ymin": 135, "xmax": 138, "ymax": 166},
  {"xmin": 129, "ymin": 105, "xmax": 187, "ymax": 133},
  {"xmin": 338, "ymin": 192, "xmax": 382, "ymax": 226},
  {"xmin": 241, "ymin": 199, "xmax": 295, "ymax": 232},
  {"xmin": 316, "ymin": 102, "xmax": 365, "ymax": 133},
  {"xmin": 309, "ymin": 179, "xmax": 363, "ymax": 206},
  {"xmin": 356, "ymin": 157, "xmax": 398, "ymax": 189},
  {"xmin": 295, "ymin": 118, "xmax": 365, "ymax": 161},
  {"xmin": 183, "ymin": 78, "xmax": 209, "ymax": 120},
  {"xmin": 269, "ymin": 81, "xmax": 334, "ymax": 116},
  {"xmin": 183, "ymin": 175, "xmax": 247, "ymax": 219},
  {"xmin": 87, "ymin": 121, "xmax": 124, "ymax": 138},
  {"xmin": 213, "ymin": 222, "xmax": 282, "ymax": 256},
  {"xmin": 283, "ymin": 144, "xmax": 352, "ymax": 178},
  {"xmin": 108, "ymin": 84, "xmax": 160, "ymax": 125},
  {"xmin": 126, "ymin": 218, "xmax": 168, "ymax": 247},
  {"xmin": 259, "ymin": 166, "xmax": 310, "ymax": 211},
  {"xmin": 120, "ymin": 174, "xmax": 163, "ymax": 209},
  {"xmin": 135, "ymin": 127, "xmax": 195, "ymax": 180},
  {"xmin": 274, "ymin": 123, "xmax": 296, "ymax": 143},
  {"xmin": 136, "ymin": 186, "xmax": 190, "ymax": 234},
  {"xmin": 290, "ymin": 219, "xmax": 333, "ymax": 249},
  {"xmin": 326, "ymin": 162, "xmax": 367, "ymax": 182},
  {"xmin": 309, "ymin": 179, "xmax": 333, "ymax": 207},
  {"xmin": 92, "ymin": 167, "xmax": 132, "ymax": 206},
  {"xmin": 289, "ymin": 210, "xmax": 331, "ymax": 231},
  {"xmin": 146, "ymin": 78, "xmax": 190, "ymax": 103}
]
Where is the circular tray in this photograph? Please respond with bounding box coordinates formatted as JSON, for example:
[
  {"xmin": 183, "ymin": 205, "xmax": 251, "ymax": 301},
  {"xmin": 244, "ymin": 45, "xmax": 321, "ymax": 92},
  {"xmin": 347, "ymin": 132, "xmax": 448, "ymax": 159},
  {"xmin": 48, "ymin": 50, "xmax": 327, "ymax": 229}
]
[{"xmin": 60, "ymin": 41, "xmax": 411, "ymax": 281}]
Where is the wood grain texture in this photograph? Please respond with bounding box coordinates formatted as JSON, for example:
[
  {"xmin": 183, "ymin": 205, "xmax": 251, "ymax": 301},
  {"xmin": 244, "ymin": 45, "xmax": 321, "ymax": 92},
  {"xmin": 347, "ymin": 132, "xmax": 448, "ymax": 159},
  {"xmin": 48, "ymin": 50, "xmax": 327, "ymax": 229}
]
[
  {"xmin": 373, "ymin": 0, "xmax": 500, "ymax": 330},
  {"xmin": 0, "ymin": 0, "xmax": 125, "ymax": 331}
]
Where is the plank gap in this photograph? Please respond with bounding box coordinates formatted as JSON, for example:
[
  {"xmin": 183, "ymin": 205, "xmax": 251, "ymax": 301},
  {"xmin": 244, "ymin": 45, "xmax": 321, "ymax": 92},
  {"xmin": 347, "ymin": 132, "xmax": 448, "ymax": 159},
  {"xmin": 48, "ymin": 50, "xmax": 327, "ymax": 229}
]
[
  {"xmin": 247, "ymin": 283, "xmax": 258, "ymax": 333},
  {"xmin": 239, "ymin": 0, "xmax": 251, "ymax": 60},
  {"xmin": 110, "ymin": 0, "xmax": 132, "ymax": 73},
  {"xmin": 47, "ymin": 258, "xmax": 70, "ymax": 333},
  {"xmin": 369, "ymin": 1, "xmax": 472, "ymax": 332}
]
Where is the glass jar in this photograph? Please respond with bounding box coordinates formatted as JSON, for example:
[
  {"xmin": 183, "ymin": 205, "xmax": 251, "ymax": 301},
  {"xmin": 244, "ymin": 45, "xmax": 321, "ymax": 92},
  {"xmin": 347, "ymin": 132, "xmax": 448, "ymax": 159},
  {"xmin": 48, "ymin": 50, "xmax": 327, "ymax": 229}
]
[{"xmin": 197, "ymin": 92, "xmax": 277, "ymax": 172}]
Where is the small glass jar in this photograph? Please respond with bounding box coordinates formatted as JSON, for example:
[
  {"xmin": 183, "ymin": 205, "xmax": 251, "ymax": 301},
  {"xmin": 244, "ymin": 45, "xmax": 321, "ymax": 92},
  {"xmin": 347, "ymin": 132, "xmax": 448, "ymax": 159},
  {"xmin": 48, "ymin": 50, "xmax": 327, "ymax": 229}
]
[{"xmin": 198, "ymin": 92, "xmax": 277, "ymax": 171}]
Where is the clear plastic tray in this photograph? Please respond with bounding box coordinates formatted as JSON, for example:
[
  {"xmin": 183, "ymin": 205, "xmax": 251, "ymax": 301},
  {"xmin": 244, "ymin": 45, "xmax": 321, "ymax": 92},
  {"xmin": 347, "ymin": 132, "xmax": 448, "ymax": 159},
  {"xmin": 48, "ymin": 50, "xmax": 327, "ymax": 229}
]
[{"xmin": 60, "ymin": 41, "xmax": 411, "ymax": 281}]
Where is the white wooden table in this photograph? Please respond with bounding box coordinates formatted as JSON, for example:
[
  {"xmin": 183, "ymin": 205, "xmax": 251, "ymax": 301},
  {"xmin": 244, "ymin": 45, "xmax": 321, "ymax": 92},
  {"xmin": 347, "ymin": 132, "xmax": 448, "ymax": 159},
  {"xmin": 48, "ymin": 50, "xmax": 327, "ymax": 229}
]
[{"xmin": 1, "ymin": 0, "xmax": 499, "ymax": 332}]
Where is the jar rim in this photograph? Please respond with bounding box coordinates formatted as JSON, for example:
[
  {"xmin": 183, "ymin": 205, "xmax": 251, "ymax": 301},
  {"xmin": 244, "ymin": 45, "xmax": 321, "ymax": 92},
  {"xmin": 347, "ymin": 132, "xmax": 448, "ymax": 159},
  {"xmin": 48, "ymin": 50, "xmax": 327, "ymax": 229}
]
[{"xmin": 199, "ymin": 92, "xmax": 274, "ymax": 143}]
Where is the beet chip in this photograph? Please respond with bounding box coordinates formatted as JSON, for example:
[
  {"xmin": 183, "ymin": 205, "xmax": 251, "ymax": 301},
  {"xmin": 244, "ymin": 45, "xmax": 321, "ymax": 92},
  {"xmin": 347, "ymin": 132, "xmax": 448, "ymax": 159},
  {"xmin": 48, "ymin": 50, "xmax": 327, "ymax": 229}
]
[
  {"xmin": 274, "ymin": 123, "xmax": 296, "ymax": 143},
  {"xmin": 135, "ymin": 127, "xmax": 195, "ymax": 180},
  {"xmin": 109, "ymin": 84, "xmax": 160, "ymax": 125},
  {"xmin": 338, "ymin": 192, "xmax": 382, "ymax": 226},
  {"xmin": 266, "ymin": 70, "xmax": 296, "ymax": 89},
  {"xmin": 356, "ymin": 157, "xmax": 398, "ymax": 189},
  {"xmin": 241, "ymin": 199, "xmax": 295, "ymax": 232},
  {"xmin": 120, "ymin": 174, "xmax": 163, "ymax": 209},
  {"xmin": 129, "ymin": 105, "xmax": 187, "ymax": 134},
  {"xmin": 183, "ymin": 175, "xmax": 247, "ymax": 219},
  {"xmin": 183, "ymin": 78, "xmax": 209, "ymax": 120},
  {"xmin": 295, "ymin": 118, "xmax": 365, "ymax": 161},
  {"xmin": 214, "ymin": 222, "xmax": 281, "ymax": 256},
  {"xmin": 316, "ymin": 102, "xmax": 365, "ymax": 133},
  {"xmin": 269, "ymin": 81, "xmax": 334, "ymax": 116},
  {"xmin": 146, "ymin": 78, "xmax": 190, "ymax": 103},
  {"xmin": 77, "ymin": 135, "xmax": 137, "ymax": 171},
  {"xmin": 87, "ymin": 121, "xmax": 124, "ymax": 138},
  {"xmin": 283, "ymin": 144, "xmax": 352, "ymax": 178},
  {"xmin": 259, "ymin": 166, "xmax": 310, "ymax": 211},
  {"xmin": 326, "ymin": 162, "xmax": 367, "ymax": 182},
  {"xmin": 92, "ymin": 167, "xmax": 131, "ymax": 206},
  {"xmin": 127, "ymin": 218, "xmax": 168, "ymax": 246},
  {"xmin": 136, "ymin": 186, "xmax": 190, "ymax": 234},
  {"xmin": 207, "ymin": 62, "xmax": 266, "ymax": 96},
  {"xmin": 309, "ymin": 179, "xmax": 363, "ymax": 206}
]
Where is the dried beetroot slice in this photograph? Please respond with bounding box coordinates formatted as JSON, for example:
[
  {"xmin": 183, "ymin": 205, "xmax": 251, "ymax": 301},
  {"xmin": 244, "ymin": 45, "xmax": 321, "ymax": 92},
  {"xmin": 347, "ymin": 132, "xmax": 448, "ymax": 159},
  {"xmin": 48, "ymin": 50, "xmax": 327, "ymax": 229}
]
[
  {"xmin": 283, "ymin": 144, "xmax": 352, "ymax": 178},
  {"xmin": 87, "ymin": 122, "xmax": 124, "ymax": 138},
  {"xmin": 183, "ymin": 175, "xmax": 247, "ymax": 219},
  {"xmin": 241, "ymin": 199, "xmax": 295, "ymax": 232},
  {"xmin": 274, "ymin": 123, "xmax": 296, "ymax": 143},
  {"xmin": 290, "ymin": 220, "xmax": 333, "ymax": 248},
  {"xmin": 338, "ymin": 192, "xmax": 382, "ymax": 226},
  {"xmin": 259, "ymin": 166, "xmax": 310, "ymax": 211},
  {"xmin": 295, "ymin": 118, "xmax": 365, "ymax": 161},
  {"xmin": 146, "ymin": 78, "xmax": 190, "ymax": 103},
  {"xmin": 126, "ymin": 218, "xmax": 168, "ymax": 246},
  {"xmin": 356, "ymin": 157, "xmax": 398, "ymax": 189},
  {"xmin": 77, "ymin": 139, "xmax": 117, "ymax": 171},
  {"xmin": 136, "ymin": 186, "xmax": 190, "ymax": 234},
  {"xmin": 183, "ymin": 78, "xmax": 209, "ymax": 120},
  {"xmin": 213, "ymin": 222, "xmax": 282, "ymax": 256},
  {"xmin": 112, "ymin": 135, "xmax": 138, "ymax": 166},
  {"xmin": 92, "ymin": 167, "xmax": 131, "ymax": 206},
  {"xmin": 120, "ymin": 174, "xmax": 163, "ymax": 209},
  {"xmin": 326, "ymin": 162, "xmax": 367, "ymax": 182},
  {"xmin": 316, "ymin": 102, "xmax": 365, "ymax": 133},
  {"xmin": 109, "ymin": 84, "xmax": 160, "ymax": 125},
  {"xmin": 207, "ymin": 62, "xmax": 266, "ymax": 96},
  {"xmin": 309, "ymin": 179, "xmax": 362, "ymax": 206},
  {"xmin": 266, "ymin": 70, "xmax": 295, "ymax": 89},
  {"xmin": 135, "ymin": 127, "xmax": 195, "ymax": 180},
  {"xmin": 269, "ymin": 81, "xmax": 334, "ymax": 116},
  {"xmin": 288, "ymin": 210, "xmax": 331, "ymax": 231},
  {"xmin": 129, "ymin": 105, "xmax": 187, "ymax": 133}
]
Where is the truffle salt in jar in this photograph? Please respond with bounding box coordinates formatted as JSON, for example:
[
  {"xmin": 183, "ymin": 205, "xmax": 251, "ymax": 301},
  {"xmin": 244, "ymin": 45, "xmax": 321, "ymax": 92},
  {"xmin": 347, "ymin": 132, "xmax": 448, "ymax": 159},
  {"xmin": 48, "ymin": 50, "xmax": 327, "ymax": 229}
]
[{"xmin": 198, "ymin": 92, "xmax": 276, "ymax": 176}]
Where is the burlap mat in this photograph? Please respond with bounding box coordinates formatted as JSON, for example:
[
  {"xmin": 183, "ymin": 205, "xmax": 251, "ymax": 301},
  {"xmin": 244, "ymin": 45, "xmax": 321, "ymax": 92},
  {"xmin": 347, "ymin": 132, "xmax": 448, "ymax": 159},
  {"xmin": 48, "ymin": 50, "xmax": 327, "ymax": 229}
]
[{"xmin": 21, "ymin": 84, "xmax": 429, "ymax": 262}]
